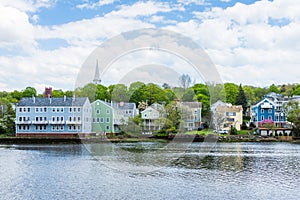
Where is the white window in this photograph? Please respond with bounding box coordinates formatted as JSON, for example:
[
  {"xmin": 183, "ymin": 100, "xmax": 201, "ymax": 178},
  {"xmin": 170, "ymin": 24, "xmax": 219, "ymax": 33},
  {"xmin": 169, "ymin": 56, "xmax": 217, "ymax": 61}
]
[
  {"xmin": 78, "ymin": 108, "xmax": 81, "ymax": 112},
  {"xmin": 19, "ymin": 108, "xmax": 22, "ymax": 112},
  {"xmin": 52, "ymin": 108, "xmax": 55, "ymax": 113},
  {"xmin": 77, "ymin": 117, "xmax": 81, "ymax": 122},
  {"xmin": 96, "ymin": 109, "xmax": 100, "ymax": 114},
  {"xmin": 69, "ymin": 107, "xmax": 72, "ymax": 113},
  {"xmin": 44, "ymin": 107, "xmax": 47, "ymax": 112},
  {"xmin": 23, "ymin": 108, "xmax": 26, "ymax": 112},
  {"xmin": 106, "ymin": 117, "xmax": 110, "ymax": 123},
  {"xmin": 261, "ymin": 116, "xmax": 264, "ymax": 121},
  {"xmin": 35, "ymin": 108, "xmax": 39, "ymax": 113},
  {"xmin": 106, "ymin": 125, "xmax": 110, "ymax": 131},
  {"xmin": 40, "ymin": 107, "xmax": 43, "ymax": 112},
  {"xmin": 268, "ymin": 116, "xmax": 272, "ymax": 120},
  {"xmin": 106, "ymin": 109, "xmax": 110, "ymax": 114},
  {"xmin": 268, "ymin": 109, "xmax": 272, "ymax": 113},
  {"xmin": 61, "ymin": 108, "xmax": 64, "ymax": 112},
  {"xmin": 27, "ymin": 108, "xmax": 30, "ymax": 112},
  {"xmin": 261, "ymin": 109, "xmax": 264, "ymax": 113},
  {"xmin": 100, "ymin": 118, "xmax": 104, "ymax": 123}
]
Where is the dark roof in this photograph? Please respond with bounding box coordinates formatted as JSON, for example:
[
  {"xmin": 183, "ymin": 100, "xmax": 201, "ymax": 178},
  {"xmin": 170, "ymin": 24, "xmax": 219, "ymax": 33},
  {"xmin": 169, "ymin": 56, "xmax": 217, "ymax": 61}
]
[{"xmin": 17, "ymin": 97, "xmax": 88, "ymax": 107}]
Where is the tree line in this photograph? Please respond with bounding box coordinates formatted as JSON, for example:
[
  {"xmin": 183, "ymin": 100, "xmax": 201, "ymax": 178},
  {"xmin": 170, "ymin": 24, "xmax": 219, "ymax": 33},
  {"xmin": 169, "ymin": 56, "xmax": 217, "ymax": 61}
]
[{"xmin": 1, "ymin": 81, "xmax": 300, "ymax": 135}]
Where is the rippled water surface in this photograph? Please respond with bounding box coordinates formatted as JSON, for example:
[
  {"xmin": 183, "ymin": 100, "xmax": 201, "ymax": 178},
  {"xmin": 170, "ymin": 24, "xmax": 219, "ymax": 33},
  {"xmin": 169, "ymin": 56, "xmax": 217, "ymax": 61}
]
[{"xmin": 0, "ymin": 142, "xmax": 299, "ymax": 200}]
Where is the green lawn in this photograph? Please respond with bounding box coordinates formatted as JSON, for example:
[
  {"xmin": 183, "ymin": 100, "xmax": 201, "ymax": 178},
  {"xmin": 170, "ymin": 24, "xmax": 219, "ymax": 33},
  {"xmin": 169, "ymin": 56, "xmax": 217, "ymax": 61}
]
[{"xmin": 184, "ymin": 129, "xmax": 214, "ymax": 136}]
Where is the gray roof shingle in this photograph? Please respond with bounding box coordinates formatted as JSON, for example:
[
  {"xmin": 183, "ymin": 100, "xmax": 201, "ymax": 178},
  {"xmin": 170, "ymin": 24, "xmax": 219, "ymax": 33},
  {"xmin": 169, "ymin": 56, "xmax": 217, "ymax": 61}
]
[{"xmin": 17, "ymin": 97, "xmax": 88, "ymax": 107}]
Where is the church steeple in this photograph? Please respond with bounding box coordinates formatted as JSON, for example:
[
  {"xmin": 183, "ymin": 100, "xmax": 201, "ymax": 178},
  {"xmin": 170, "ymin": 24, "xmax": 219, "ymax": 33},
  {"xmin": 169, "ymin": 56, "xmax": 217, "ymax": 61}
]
[{"xmin": 93, "ymin": 59, "xmax": 101, "ymax": 84}]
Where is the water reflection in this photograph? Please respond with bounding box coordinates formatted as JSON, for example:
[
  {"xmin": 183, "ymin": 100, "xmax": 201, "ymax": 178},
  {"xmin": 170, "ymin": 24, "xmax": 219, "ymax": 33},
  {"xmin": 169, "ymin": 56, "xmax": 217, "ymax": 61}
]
[{"xmin": 0, "ymin": 142, "xmax": 299, "ymax": 200}]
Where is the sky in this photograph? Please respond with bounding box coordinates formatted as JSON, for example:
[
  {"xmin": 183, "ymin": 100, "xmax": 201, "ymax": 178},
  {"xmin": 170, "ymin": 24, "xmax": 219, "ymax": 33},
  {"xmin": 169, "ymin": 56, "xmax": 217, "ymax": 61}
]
[{"xmin": 0, "ymin": 0, "xmax": 299, "ymax": 93}]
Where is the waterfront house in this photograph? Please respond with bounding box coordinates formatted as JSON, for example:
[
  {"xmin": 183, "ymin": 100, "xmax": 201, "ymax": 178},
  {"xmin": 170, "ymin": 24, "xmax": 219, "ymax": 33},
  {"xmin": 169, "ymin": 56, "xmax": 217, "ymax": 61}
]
[
  {"xmin": 91, "ymin": 100, "xmax": 114, "ymax": 133},
  {"xmin": 15, "ymin": 96, "xmax": 92, "ymax": 137},
  {"xmin": 141, "ymin": 103, "xmax": 165, "ymax": 133},
  {"xmin": 211, "ymin": 100, "xmax": 243, "ymax": 132},
  {"xmin": 250, "ymin": 93, "xmax": 287, "ymax": 128},
  {"xmin": 106, "ymin": 101, "xmax": 139, "ymax": 126},
  {"xmin": 177, "ymin": 101, "xmax": 202, "ymax": 131}
]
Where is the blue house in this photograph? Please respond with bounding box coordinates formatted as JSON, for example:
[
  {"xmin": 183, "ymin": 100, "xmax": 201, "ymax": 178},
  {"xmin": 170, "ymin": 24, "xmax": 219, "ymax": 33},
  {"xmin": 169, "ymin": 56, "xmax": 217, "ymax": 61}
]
[
  {"xmin": 251, "ymin": 93, "xmax": 287, "ymax": 128},
  {"xmin": 15, "ymin": 96, "xmax": 92, "ymax": 137}
]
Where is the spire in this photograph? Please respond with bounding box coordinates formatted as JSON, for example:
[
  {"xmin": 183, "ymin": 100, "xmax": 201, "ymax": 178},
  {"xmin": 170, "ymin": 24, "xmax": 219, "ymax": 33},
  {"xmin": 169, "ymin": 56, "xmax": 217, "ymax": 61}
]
[{"xmin": 93, "ymin": 59, "xmax": 101, "ymax": 84}]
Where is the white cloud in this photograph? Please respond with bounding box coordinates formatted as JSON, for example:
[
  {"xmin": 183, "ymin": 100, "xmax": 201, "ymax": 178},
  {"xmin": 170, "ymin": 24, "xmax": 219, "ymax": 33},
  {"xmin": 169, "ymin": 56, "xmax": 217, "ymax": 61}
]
[
  {"xmin": 0, "ymin": 0, "xmax": 55, "ymax": 12},
  {"xmin": 0, "ymin": 0, "xmax": 300, "ymax": 93},
  {"xmin": 105, "ymin": 1, "xmax": 173, "ymax": 18},
  {"xmin": 178, "ymin": 0, "xmax": 208, "ymax": 6},
  {"xmin": 76, "ymin": 0, "xmax": 116, "ymax": 9},
  {"xmin": 165, "ymin": 0, "xmax": 300, "ymax": 86},
  {"xmin": 0, "ymin": 6, "xmax": 36, "ymax": 53}
]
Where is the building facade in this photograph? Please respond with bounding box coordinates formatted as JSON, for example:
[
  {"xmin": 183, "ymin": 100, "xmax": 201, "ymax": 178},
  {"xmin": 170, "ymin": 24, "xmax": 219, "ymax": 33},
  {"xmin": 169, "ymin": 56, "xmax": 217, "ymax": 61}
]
[
  {"xmin": 211, "ymin": 100, "xmax": 243, "ymax": 131},
  {"xmin": 177, "ymin": 102, "xmax": 202, "ymax": 131},
  {"xmin": 251, "ymin": 93, "xmax": 287, "ymax": 128},
  {"xmin": 91, "ymin": 100, "xmax": 114, "ymax": 133},
  {"xmin": 15, "ymin": 96, "xmax": 92, "ymax": 136},
  {"xmin": 141, "ymin": 103, "xmax": 165, "ymax": 132}
]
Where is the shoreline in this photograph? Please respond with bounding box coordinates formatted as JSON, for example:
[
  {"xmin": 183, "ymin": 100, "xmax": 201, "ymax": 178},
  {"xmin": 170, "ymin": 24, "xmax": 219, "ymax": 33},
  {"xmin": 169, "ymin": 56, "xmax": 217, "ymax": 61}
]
[{"xmin": 0, "ymin": 135, "xmax": 299, "ymax": 144}]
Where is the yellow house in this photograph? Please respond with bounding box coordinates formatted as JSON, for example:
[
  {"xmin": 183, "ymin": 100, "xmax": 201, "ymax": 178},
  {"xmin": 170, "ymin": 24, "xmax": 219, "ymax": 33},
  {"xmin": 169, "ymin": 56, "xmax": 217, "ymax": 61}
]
[{"xmin": 211, "ymin": 101, "xmax": 243, "ymax": 131}]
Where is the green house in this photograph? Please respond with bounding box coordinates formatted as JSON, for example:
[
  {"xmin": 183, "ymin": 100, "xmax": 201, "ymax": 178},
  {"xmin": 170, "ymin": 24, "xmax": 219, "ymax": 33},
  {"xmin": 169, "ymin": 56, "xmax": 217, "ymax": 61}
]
[{"xmin": 91, "ymin": 100, "xmax": 114, "ymax": 133}]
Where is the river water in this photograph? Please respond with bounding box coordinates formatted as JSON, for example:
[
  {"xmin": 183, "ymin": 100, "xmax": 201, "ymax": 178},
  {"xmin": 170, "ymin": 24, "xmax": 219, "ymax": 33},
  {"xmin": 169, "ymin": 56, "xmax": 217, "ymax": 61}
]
[{"xmin": 0, "ymin": 142, "xmax": 299, "ymax": 200}]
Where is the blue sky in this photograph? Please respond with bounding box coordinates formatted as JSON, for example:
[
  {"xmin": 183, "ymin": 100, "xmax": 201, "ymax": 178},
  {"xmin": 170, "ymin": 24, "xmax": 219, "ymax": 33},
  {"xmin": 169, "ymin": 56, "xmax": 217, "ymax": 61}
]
[{"xmin": 0, "ymin": 0, "xmax": 299, "ymax": 93}]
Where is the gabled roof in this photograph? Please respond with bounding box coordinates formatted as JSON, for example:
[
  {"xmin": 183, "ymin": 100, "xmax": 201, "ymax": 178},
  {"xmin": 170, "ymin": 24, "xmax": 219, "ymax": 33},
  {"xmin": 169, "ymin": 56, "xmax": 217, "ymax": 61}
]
[
  {"xmin": 252, "ymin": 97, "xmax": 276, "ymax": 108},
  {"xmin": 17, "ymin": 97, "xmax": 89, "ymax": 107}
]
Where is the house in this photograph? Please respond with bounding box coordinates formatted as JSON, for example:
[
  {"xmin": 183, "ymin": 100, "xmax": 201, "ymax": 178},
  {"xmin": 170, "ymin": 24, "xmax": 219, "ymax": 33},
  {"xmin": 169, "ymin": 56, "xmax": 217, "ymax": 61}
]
[
  {"xmin": 15, "ymin": 96, "xmax": 92, "ymax": 137},
  {"xmin": 141, "ymin": 103, "xmax": 165, "ymax": 133},
  {"xmin": 91, "ymin": 100, "xmax": 114, "ymax": 133},
  {"xmin": 211, "ymin": 100, "xmax": 243, "ymax": 131},
  {"xmin": 250, "ymin": 93, "xmax": 287, "ymax": 128},
  {"xmin": 177, "ymin": 101, "xmax": 202, "ymax": 131},
  {"xmin": 106, "ymin": 101, "xmax": 139, "ymax": 126}
]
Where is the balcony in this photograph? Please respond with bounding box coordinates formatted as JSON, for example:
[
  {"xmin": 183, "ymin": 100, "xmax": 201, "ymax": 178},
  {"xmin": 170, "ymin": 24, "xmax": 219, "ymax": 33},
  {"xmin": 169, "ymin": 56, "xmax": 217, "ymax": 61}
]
[
  {"xmin": 49, "ymin": 120, "xmax": 65, "ymax": 125},
  {"xmin": 16, "ymin": 120, "xmax": 31, "ymax": 125},
  {"xmin": 31, "ymin": 120, "xmax": 49, "ymax": 124},
  {"xmin": 66, "ymin": 120, "xmax": 82, "ymax": 125}
]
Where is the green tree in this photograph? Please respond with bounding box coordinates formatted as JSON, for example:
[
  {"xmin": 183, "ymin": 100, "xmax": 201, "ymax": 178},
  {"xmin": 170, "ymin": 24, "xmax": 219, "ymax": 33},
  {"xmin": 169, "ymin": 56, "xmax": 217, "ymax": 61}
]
[
  {"xmin": 243, "ymin": 86, "xmax": 256, "ymax": 105},
  {"xmin": 164, "ymin": 88, "xmax": 176, "ymax": 102},
  {"xmin": 0, "ymin": 99, "xmax": 15, "ymax": 135},
  {"xmin": 22, "ymin": 86, "xmax": 37, "ymax": 97},
  {"xmin": 283, "ymin": 100, "xmax": 300, "ymax": 136},
  {"xmin": 235, "ymin": 84, "xmax": 247, "ymax": 115},
  {"xmin": 143, "ymin": 83, "xmax": 168, "ymax": 105},
  {"xmin": 254, "ymin": 87, "xmax": 268, "ymax": 100},
  {"xmin": 224, "ymin": 83, "xmax": 239, "ymax": 104},
  {"xmin": 96, "ymin": 84, "xmax": 109, "ymax": 100},
  {"xmin": 52, "ymin": 89, "xmax": 65, "ymax": 97},
  {"xmin": 75, "ymin": 83, "xmax": 97, "ymax": 102},
  {"xmin": 181, "ymin": 88, "xmax": 195, "ymax": 102},
  {"xmin": 165, "ymin": 101, "xmax": 181, "ymax": 130},
  {"xmin": 293, "ymin": 84, "xmax": 300, "ymax": 95},
  {"xmin": 268, "ymin": 84, "xmax": 279, "ymax": 93},
  {"xmin": 10, "ymin": 90, "xmax": 22, "ymax": 101},
  {"xmin": 109, "ymin": 84, "xmax": 129, "ymax": 102},
  {"xmin": 128, "ymin": 82, "xmax": 146, "ymax": 104}
]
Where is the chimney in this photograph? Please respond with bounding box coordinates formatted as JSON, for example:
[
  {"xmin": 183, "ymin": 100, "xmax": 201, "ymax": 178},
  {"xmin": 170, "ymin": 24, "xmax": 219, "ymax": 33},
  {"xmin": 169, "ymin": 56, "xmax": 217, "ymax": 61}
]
[
  {"xmin": 64, "ymin": 95, "xmax": 66, "ymax": 102},
  {"xmin": 32, "ymin": 95, "xmax": 35, "ymax": 103},
  {"xmin": 45, "ymin": 87, "xmax": 52, "ymax": 98}
]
